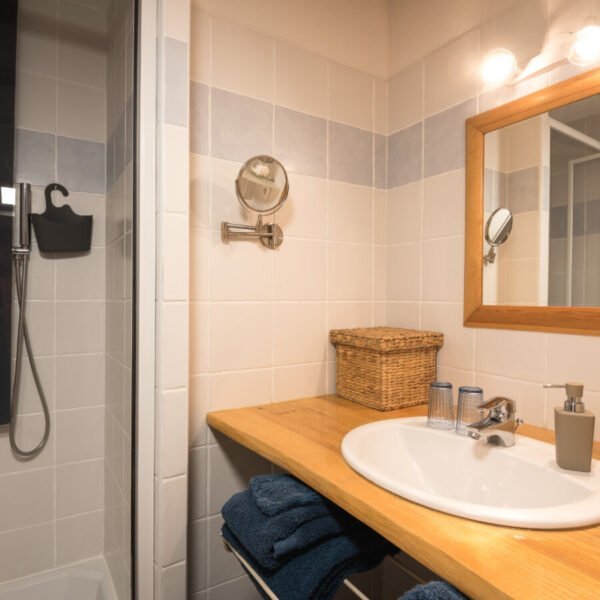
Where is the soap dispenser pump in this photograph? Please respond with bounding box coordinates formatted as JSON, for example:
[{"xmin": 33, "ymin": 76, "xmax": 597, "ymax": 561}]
[{"xmin": 544, "ymin": 382, "xmax": 595, "ymax": 472}]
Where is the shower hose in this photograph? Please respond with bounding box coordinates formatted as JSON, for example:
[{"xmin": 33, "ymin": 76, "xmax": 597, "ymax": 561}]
[{"xmin": 9, "ymin": 252, "xmax": 50, "ymax": 458}]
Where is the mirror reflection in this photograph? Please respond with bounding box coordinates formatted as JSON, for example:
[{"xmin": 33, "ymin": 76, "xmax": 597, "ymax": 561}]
[
  {"xmin": 235, "ymin": 155, "xmax": 289, "ymax": 215},
  {"xmin": 483, "ymin": 95, "xmax": 600, "ymax": 307}
]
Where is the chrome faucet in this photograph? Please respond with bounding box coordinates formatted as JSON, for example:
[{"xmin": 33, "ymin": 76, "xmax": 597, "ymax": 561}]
[{"xmin": 466, "ymin": 397, "xmax": 523, "ymax": 447}]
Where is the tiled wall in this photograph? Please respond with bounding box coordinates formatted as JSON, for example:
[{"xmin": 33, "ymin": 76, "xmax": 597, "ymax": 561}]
[
  {"xmin": 104, "ymin": 0, "xmax": 135, "ymax": 597},
  {"xmin": 154, "ymin": 0, "xmax": 191, "ymax": 599},
  {"xmin": 385, "ymin": 0, "xmax": 600, "ymax": 440},
  {"xmin": 188, "ymin": 7, "xmax": 387, "ymax": 599},
  {"xmin": 1, "ymin": 0, "xmax": 108, "ymax": 585}
]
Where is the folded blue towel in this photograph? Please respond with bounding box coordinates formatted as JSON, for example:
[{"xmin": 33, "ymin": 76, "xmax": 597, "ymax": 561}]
[
  {"xmin": 401, "ymin": 581, "xmax": 467, "ymax": 600},
  {"xmin": 250, "ymin": 474, "xmax": 324, "ymax": 516},
  {"xmin": 223, "ymin": 522, "xmax": 394, "ymax": 600},
  {"xmin": 222, "ymin": 488, "xmax": 346, "ymax": 570}
]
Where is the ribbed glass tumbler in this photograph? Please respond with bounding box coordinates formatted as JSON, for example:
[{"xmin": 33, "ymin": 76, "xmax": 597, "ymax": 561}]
[
  {"xmin": 455, "ymin": 386, "xmax": 484, "ymax": 435},
  {"xmin": 427, "ymin": 382, "xmax": 454, "ymax": 430}
]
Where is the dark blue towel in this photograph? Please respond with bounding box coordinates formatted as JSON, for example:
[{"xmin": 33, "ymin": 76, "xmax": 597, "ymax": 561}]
[
  {"xmin": 222, "ymin": 489, "xmax": 346, "ymax": 570},
  {"xmin": 401, "ymin": 581, "xmax": 467, "ymax": 600},
  {"xmin": 223, "ymin": 522, "xmax": 394, "ymax": 600},
  {"xmin": 250, "ymin": 474, "xmax": 324, "ymax": 516}
]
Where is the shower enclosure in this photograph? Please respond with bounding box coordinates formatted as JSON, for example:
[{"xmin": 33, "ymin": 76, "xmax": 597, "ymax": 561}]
[{"xmin": 0, "ymin": 0, "xmax": 136, "ymax": 598}]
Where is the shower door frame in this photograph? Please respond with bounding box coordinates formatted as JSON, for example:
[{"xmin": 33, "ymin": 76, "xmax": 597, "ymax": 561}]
[{"xmin": 135, "ymin": 0, "xmax": 157, "ymax": 597}]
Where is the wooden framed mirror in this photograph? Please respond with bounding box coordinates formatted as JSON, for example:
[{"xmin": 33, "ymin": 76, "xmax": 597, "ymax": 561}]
[{"xmin": 465, "ymin": 68, "xmax": 600, "ymax": 336}]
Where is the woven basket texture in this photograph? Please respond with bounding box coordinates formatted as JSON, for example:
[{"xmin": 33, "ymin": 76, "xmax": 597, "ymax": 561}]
[{"xmin": 330, "ymin": 327, "xmax": 443, "ymax": 411}]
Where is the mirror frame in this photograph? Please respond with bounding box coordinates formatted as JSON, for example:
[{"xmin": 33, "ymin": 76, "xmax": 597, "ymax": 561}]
[{"xmin": 465, "ymin": 67, "xmax": 600, "ymax": 336}]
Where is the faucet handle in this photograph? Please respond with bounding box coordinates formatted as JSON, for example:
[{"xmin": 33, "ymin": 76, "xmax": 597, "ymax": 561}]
[{"xmin": 477, "ymin": 397, "xmax": 516, "ymax": 420}]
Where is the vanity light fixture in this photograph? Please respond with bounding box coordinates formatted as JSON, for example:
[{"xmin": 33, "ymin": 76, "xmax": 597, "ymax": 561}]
[
  {"xmin": 568, "ymin": 24, "xmax": 600, "ymax": 66},
  {"xmin": 480, "ymin": 48, "xmax": 518, "ymax": 87}
]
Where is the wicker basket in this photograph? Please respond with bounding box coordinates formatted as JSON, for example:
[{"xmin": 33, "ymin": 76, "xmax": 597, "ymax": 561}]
[{"xmin": 330, "ymin": 327, "xmax": 444, "ymax": 411}]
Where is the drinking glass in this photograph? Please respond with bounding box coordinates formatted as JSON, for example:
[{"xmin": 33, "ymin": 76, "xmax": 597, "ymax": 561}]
[
  {"xmin": 456, "ymin": 386, "xmax": 484, "ymax": 435},
  {"xmin": 427, "ymin": 382, "xmax": 454, "ymax": 430}
]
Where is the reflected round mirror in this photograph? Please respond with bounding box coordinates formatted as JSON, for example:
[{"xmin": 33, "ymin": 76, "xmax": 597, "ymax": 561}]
[
  {"xmin": 485, "ymin": 207, "xmax": 513, "ymax": 247},
  {"xmin": 235, "ymin": 155, "xmax": 289, "ymax": 216}
]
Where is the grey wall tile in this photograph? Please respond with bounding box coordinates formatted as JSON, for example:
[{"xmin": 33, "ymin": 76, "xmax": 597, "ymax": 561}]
[
  {"xmin": 329, "ymin": 121, "xmax": 373, "ymax": 187},
  {"xmin": 551, "ymin": 169, "xmax": 568, "ymax": 208},
  {"xmin": 106, "ymin": 133, "xmax": 115, "ymax": 189},
  {"xmin": 424, "ymin": 98, "xmax": 476, "ymax": 178},
  {"xmin": 274, "ymin": 106, "xmax": 326, "ymax": 178},
  {"xmin": 211, "ymin": 88, "xmax": 273, "ymax": 162},
  {"xmin": 387, "ymin": 122, "xmax": 422, "ymax": 189},
  {"xmin": 57, "ymin": 136, "xmax": 105, "ymax": 194},
  {"xmin": 15, "ymin": 129, "xmax": 55, "ymax": 186},
  {"xmin": 164, "ymin": 37, "xmax": 188, "ymax": 127},
  {"xmin": 587, "ymin": 198, "xmax": 600, "ymax": 234},
  {"xmin": 507, "ymin": 166, "xmax": 539, "ymax": 214},
  {"xmin": 374, "ymin": 133, "xmax": 386, "ymax": 190},
  {"xmin": 191, "ymin": 82, "xmax": 209, "ymax": 156},
  {"xmin": 550, "ymin": 203, "xmax": 586, "ymax": 238}
]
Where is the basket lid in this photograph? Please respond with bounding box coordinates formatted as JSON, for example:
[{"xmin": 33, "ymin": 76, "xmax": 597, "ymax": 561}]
[{"xmin": 329, "ymin": 327, "xmax": 443, "ymax": 352}]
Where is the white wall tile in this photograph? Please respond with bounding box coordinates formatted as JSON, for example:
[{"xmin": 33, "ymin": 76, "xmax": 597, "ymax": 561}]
[
  {"xmin": 273, "ymin": 302, "xmax": 326, "ymax": 366},
  {"xmin": 424, "ymin": 30, "xmax": 479, "ymax": 117},
  {"xmin": 57, "ymin": 80, "xmax": 106, "ymax": 142},
  {"xmin": 389, "ymin": 62, "xmax": 423, "ymax": 133},
  {"xmin": 161, "ymin": 124, "xmax": 191, "ymax": 214},
  {"xmin": 329, "ymin": 62, "xmax": 373, "ymax": 131},
  {"xmin": 162, "ymin": 561, "xmax": 187, "ymax": 600},
  {"xmin": 55, "ymin": 301, "xmax": 105, "ymax": 354},
  {"xmin": 328, "ymin": 243, "xmax": 372, "ymax": 301},
  {"xmin": 0, "ymin": 523, "xmax": 54, "ymax": 582},
  {"xmin": 56, "ymin": 406, "xmax": 105, "ymax": 464},
  {"xmin": 423, "ymin": 169, "xmax": 465, "ymax": 239},
  {"xmin": 386, "ymin": 301, "xmax": 421, "ymax": 329},
  {"xmin": 547, "ymin": 334, "xmax": 600, "ymax": 392},
  {"xmin": 373, "ymin": 77, "xmax": 388, "ymax": 135},
  {"xmin": 158, "ymin": 302, "xmax": 189, "ymax": 389},
  {"xmin": 16, "ymin": 72, "xmax": 56, "ymax": 133},
  {"xmin": 386, "ymin": 243, "xmax": 420, "ymax": 301},
  {"xmin": 273, "ymin": 363, "xmax": 326, "ymax": 402},
  {"xmin": 211, "ymin": 18, "xmax": 273, "ymax": 101},
  {"xmin": 158, "ymin": 476, "xmax": 188, "ymax": 566},
  {"xmin": 421, "ymin": 236, "xmax": 464, "ymax": 302},
  {"xmin": 273, "ymin": 239, "xmax": 327, "ymax": 300},
  {"xmin": 190, "ymin": 9, "xmax": 210, "ymax": 84},
  {"xmin": 209, "ymin": 303, "xmax": 272, "ymax": 372},
  {"xmin": 189, "ymin": 374, "xmax": 209, "ymax": 448},
  {"xmin": 328, "ymin": 181, "xmax": 373, "ymax": 244},
  {"xmin": 208, "ymin": 369, "xmax": 271, "ymax": 411},
  {"xmin": 56, "ymin": 250, "xmax": 106, "ymax": 300},
  {"xmin": 275, "ymin": 42, "xmax": 327, "ymax": 118},
  {"xmin": 387, "ymin": 181, "xmax": 422, "ymax": 244},
  {"xmin": 163, "ymin": 213, "xmax": 190, "ymax": 301}
]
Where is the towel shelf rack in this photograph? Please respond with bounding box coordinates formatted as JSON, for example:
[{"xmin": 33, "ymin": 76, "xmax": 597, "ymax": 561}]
[{"xmin": 222, "ymin": 537, "xmax": 371, "ymax": 600}]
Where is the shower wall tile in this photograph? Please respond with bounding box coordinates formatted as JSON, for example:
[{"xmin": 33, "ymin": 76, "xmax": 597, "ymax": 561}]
[
  {"xmin": 0, "ymin": 523, "xmax": 54, "ymax": 582},
  {"xmin": 0, "ymin": 469, "xmax": 54, "ymax": 532},
  {"xmin": 56, "ymin": 510, "xmax": 104, "ymax": 565},
  {"xmin": 56, "ymin": 406, "xmax": 105, "ymax": 464},
  {"xmin": 56, "ymin": 250, "xmax": 106, "ymax": 300},
  {"xmin": 387, "ymin": 123, "xmax": 422, "ymax": 189},
  {"xmin": 274, "ymin": 106, "xmax": 327, "ymax": 178},
  {"xmin": 57, "ymin": 81, "xmax": 106, "ymax": 142},
  {"xmin": 56, "ymin": 459, "xmax": 104, "ymax": 517},
  {"xmin": 17, "ymin": 0, "xmax": 58, "ymax": 77},
  {"xmin": 55, "ymin": 301, "xmax": 105, "ymax": 354},
  {"xmin": 55, "ymin": 354, "xmax": 105, "ymax": 409},
  {"xmin": 208, "ymin": 576, "xmax": 261, "ymax": 600},
  {"xmin": 424, "ymin": 98, "xmax": 476, "ymax": 178},
  {"xmin": 15, "ymin": 73, "xmax": 56, "ymax": 133},
  {"xmin": 328, "ymin": 121, "xmax": 373, "ymax": 187},
  {"xmin": 210, "ymin": 88, "xmax": 273, "ymax": 162},
  {"xmin": 57, "ymin": 136, "xmax": 106, "ymax": 194},
  {"xmin": 506, "ymin": 166, "xmax": 540, "ymax": 214},
  {"xmin": 15, "ymin": 129, "xmax": 55, "ymax": 186}
]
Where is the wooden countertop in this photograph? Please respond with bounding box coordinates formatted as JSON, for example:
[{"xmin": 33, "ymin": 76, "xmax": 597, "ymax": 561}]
[{"xmin": 207, "ymin": 395, "xmax": 600, "ymax": 600}]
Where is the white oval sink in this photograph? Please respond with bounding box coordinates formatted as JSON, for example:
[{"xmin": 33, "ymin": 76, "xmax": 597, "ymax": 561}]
[{"xmin": 341, "ymin": 417, "xmax": 600, "ymax": 529}]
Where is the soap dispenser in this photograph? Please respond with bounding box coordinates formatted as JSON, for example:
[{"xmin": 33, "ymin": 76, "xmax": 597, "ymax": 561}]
[{"xmin": 544, "ymin": 382, "xmax": 595, "ymax": 472}]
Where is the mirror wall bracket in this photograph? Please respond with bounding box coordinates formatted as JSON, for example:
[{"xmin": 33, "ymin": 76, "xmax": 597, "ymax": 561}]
[{"xmin": 221, "ymin": 216, "xmax": 284, "ymax": 249}]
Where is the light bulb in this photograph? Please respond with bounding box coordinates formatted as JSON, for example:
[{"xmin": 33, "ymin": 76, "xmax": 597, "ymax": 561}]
[
  {"xmin": 569, "ymin": 25, "xmax": 600, "ymax": 66},
  {"xmin": 481, "ymin": 49, "xmax": 518, "ymax": 86}
]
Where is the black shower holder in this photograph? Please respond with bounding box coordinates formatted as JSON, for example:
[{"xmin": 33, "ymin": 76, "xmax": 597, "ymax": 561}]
[{"xmin": 31, "ymin": 183, "xmax": 93, "ymax": 253}]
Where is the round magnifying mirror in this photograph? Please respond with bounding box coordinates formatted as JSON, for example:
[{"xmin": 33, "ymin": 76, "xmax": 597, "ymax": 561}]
[
  {"xmin": 485, "ymin": 207, "xmax": 513, "ymax": 247},
  {"xmin": 235, "ymin": 155, "xmax": 289, "ymax": 216}
]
